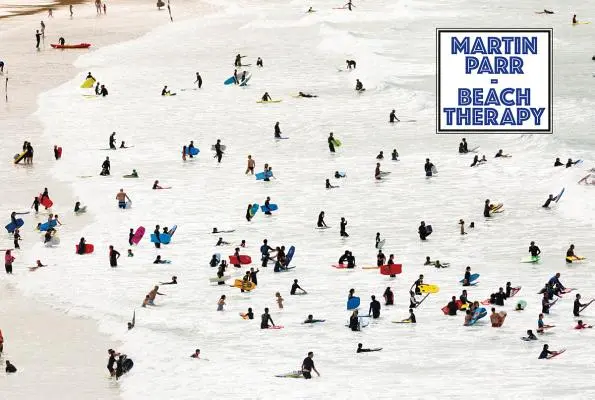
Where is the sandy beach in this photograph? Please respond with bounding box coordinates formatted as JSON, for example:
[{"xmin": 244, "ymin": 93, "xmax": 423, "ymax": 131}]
[{"xmin": 0, "ymin": 1, "xmax": 207, "ymax": 398}]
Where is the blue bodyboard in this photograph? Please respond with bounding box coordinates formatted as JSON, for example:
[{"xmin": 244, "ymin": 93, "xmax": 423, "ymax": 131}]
[
  {"xmin": 460, "ymin": 273, "xmax": 480, "ymax": 284},
  {"xmin": 255, "ymin": 171, "xmax": 273, "ymax": 180},
  {"xmin": 261, "ymin": 204, "xmax": 278, "ymax": 212},
  {"xmin": 39, "ymin": 220, "xmax": 57, "ymax": 231},
  {"xmin": 347, "ymin": 296, "xmax": 361, "ymax": 310},
  {"xmin": 555, "ymin": 188, "xmax": 565, "ymax": 203},
  {"xmin": 250, "ymin": 204, "xmax": 259, "ymax": 216},
  {"xmin": 285, "ymin": 246, "xmax": 296, "ymax": 267},
  {"xmin": 151, "ymin": 233, "xmax": 172, "ymax": 244},
  {"xmin": 185, "ymin": 147, "xmax": 199, "ymax": 155},
  {"xmin": 224, "ymin": 76, "xmax": 236, "ymax": 85},
  {"xmin": 469, "ymin": 307, "xmax": 487, "ymax": 325},
  {"xmin": 5, "ymin": 218, "xmax": 24, "ymax": 233}
]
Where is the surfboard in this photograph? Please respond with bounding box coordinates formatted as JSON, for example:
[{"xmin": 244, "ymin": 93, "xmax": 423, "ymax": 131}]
[
  {"xmin": 573, "ymin": 22, "xmax": 591, "ymax": 25},
  {"xmin": 132, "ymin": 226, "xmax": 145, "ymax": 245},
  {"xmin": 468, "ymin": 307, "xmax": 487, "ymax": 325},
  {"xmin": 209, "ymin": 275, "xmax": 231, "ymax": 283},
  {"xmin": 275, "ymin": 371, "xmax": 303, "ymax": 378},
  {"xmin": 521, "ymin": 256, "xmax": 540, "ymax": 263},
  {"xmin": 13, "ymin": 151, "xmax": 27, "ymax": 164},
  {"xmin": 261, "ymin": 204, "xmax": 278, "ymax": 212},
  {"xmin": 249, "ymin": 204, "xmax": 259, "ymax": 217},
  {"xmin": 39, "ymin": 220, "xmax": 58, "ymax": 231},
  {"xmin": 376, "ymin": 239, "xmax": 385, "ymax": 249},
  {"xmin": 460, "ymin": 273, "xmax": 480, "ymax": 284},
  {"xmin": 566, "ymin": 255, "xmax": 586, "ymax": 263},
  {"xmin": 150, "ymin": 233, "xmax": 172, "ymax": 244},
  {"xmin": 75, "ymin": 244, "xmax": 94, "ymax": 254},
  {"xmin": 285, "ymin": 246, "xmax": 296, "ymax": 267},
  {"xmin": 5, "ymin": 218, "xmax": 24, "ymax": 233},
  {"xmin": 347, "ymin": 296, "xmax": 360, "ymax": 310},
  {"xmin": 380, "ymin": 264, "xmax": 402, "ymax": 275},
  {"xmin": 515, "ymin": 300, "xmax": 527, "ymax": 310},
  {"xmin": 210, "ymin": 145, "xmax": 227, "ymax": 151},
  {"xmin": 419, "ymin": 284, "xmax": 439, "ymax": 294},
  {"xmin": 332, "ymin": 139, "xmax": 342, "ymax": 147},
  {"xmin": 229, "ymin": 255, "xmax": 252, "ymax": 265},
  {"xmin": 239, "ymin": 73, "xmax": 252, "ymax": 86},
  {"xmin": 555, "ymin": 187, "xmax": 565, "ymax": 203},
  {"xmin": 257, "ymin": 99, "xmax": 282, "ymax": 103},
  {"xmin": 224, "ymin": 71, "xmax": 246, "ymax": 85}
]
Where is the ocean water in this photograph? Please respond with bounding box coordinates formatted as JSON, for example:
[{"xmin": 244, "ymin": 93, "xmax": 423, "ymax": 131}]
[
  {"xmin": 7, "ymin": 0, "xmax": 595, "ymax": 397},
  {"xmin": 0, "ymin": 0, "xmax": 58, "ymax": 17}
]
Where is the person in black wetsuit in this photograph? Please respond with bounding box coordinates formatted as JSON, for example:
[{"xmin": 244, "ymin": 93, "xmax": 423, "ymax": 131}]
[
  {"xmin": 369, "ymin": 295, "xmax": 381, "ymax": 318},
  {"xmin": 418, "ymin": 221, "xmax": 428, "ymax": 240},
  {"xmin": 109, "ymin": 132, "xmax": 116, "ymax": 149},
  {"xmin": 340, "ymin": 217, "xmax": 348, "ymax": 237},
  {"xmin": 107, "ymin": 349, "xmax": 118, "ymax": 376},
  {"xmin": 274, "ymin": 122, "xmax": 282, "ymax": 138},
  {"xmin": 529, "ymin": 241, "xmax": 541, "ymax": 258},
  {"xmin": 346, "ymin": 60, "xmax": 356, "ymax": 69},
  {"xmin": 538, "ymin": 344, "xmax": 555, "ymax": 359},
  {"xmin": 349, "ymin": 310, "xmax": 360, "ymax": 331},
  {"xmin": 291, "ymin": 279, "xmax": 306, "ymax": 295},
  {"xmin": 328, "ymin": 132, "xmax": 336, "ymax": 153},
  {"xmin": 298, "ymin": 92, "xmax": 317, "ymax": 98},
  {"xmin": 194, "ymin": 72, "xmax": 202, "ymax": 89},
  {"xmin": 260, "ymin": 239, "xmax": 273, "ymax": 267},
  {"xmin": 317, "ymin": 211, "xmax": 327, "ymax": 228},
  {"xmin": 405, "ymin": 308, "xmax": 417, "ymax": 323},
  {"xmin": 109, "ymin": 245, "xmax": 120, "ymax": 267},
  {"xmin": 566, "ymin": 158, "xmax": 579, "ymax": 168},
  {"xmin": 411, "ymin": 274, "xmax": 424, "ymax": 295},
  {"xmin": 389, "ymin": 109, "xmax": 399, "ymax": 123},
  {"xmin": 355, "ymin": 79, "xmax": 364, "ymax": 91},
  {"xmin": 542, "ymin": 194, "xmax": 556, "ymax": 208},
  {"xmin": 100, "ymin": 157, "xmax": 111, "ymax": 176},
  {"xmin": 246, "ymin": 204, "xmax": 254, "ymax": 221},
  {"xmin": 574, "ymin": 294, "xmax": 589, "ymax": 317},
  {"xmin": 214, "ymin": 139, "xmax": 224, "ymax": 163},
  {"xmin": 554, "ymin": 157, "xmax": 563, "ymax": 166},
  {"xmin": 249, "ymin": 267, "xmax": 259, "ymax": 285},
  {"xmin": 326, "ymin": 179, "xmax": 338, "ymax": 189},
  {"xmin": 338, "ymin": 250, "xmax": 350, "ymax": 265},
  {"xmin": 301, "ymin": 352, "xmax": 320, "ymax": 379},
  {"xmin": 346, "ymin": 252, "xmax": 356, "ymax": 268},
  {"xmin": 383, "ymin": 287, "xmax": 394, "ymax": 305},
  {"xmin": 160, "ymin": 276, "xmax": 177, "ymax": 285},
  {"xmin": 128, "ymin": 229, "xmax": 134, "ymax": 245},
  {"xmin": 153, "ymin": 225, "xmax": 161, "ymax": 248},
  {"xmin": 77, "ymin": 237, "xmax": 86, "ymax": 254},
  {"xmin": 463, "ymin": 266, "xmax": 471, "ymax": 286},
  {"xmin": 5, "ymin": 360, "xmax": 17, "ymax": 373},
  {"xmin": 424, "ymin": 158, "xmax": 434, "ymax": 177},
  {"xmin": 483, "ymin": 199, "xmax": 492, "ymax": 217},
  {"xmin": 357, "ymin": 343, "xmax": 381, "ymax": 353},
  {"xmin": 261, "ymin": 92, "xmax": 272, "ymax": 102},
  {"xmin": 260, "ymin": 307, "xmax": 275, "ymax": 329},
  {"xmin": 447, "ymin": 296, "xmax": 458, "ymax": 315},
  {"xmin": 100, "ymin": 85, "xmax": 108, "ymax": 97},
  {"xmin": 256, "ymin": 57, "xmax": 263, "ymax": 67}
]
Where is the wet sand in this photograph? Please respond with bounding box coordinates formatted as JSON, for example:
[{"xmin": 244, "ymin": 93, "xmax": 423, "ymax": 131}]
[{"xmin": 0, "ymin": 0, "xmax": 205, "ymax": 397}]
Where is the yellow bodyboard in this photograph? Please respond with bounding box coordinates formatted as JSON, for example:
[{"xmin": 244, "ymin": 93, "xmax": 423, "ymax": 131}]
[
  {"xmin": 232, "ymin": 279, "xmax": 256, "ymax": 291},
  {"xmin": 80, "ymin": 77, "xmax": 96, "ymax": 88},
  {"xmin": 419, "ymin": 284, "xmax": 440, "ymax": 294},
  {"xmin": 13, "ymin": 150, "xmax": 27, "ymax": 164}
]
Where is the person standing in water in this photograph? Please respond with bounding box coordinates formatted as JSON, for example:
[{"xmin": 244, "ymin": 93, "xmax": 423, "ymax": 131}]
[
  {"xmin": 214, "ymin": 139, "xmax": 224, "ymax": 163},
  {"xmin": 35, "ymin": 30, "xmax": 41, "ymax": 49},
  {"xmin": 340, "ymin": 217, "xmax": 348, "ymax": 237},
  {"xmin": 328, "ymin": 132, "xmax": 336, "ymax": 153},
  {"xmin": 115, "ymin": 189, "xmax": 131, "ymax": 209},
  {"xmin": 109, "ymin": 132, "xmax": 116, "ymax": 149},
  {"xmin": 194, "ymin": 72, "xmax": 202, "ymax": 89},
  {"xmin": 109, "ymin": 245, "xmax": 121, "ymax": 267},
  {"xmin": 317, "ymin": 211, "xmax": 328, "ymax": 228},
  {"xmin": 301, "ymin": 351, "xmax": 320, "ymax": 379}
]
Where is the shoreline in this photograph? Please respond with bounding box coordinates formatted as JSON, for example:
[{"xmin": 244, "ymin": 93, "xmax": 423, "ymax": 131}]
[
  {"xmin": 0, "ymin": 0, "xmax": 206, "ymax": 397},
  {"xmin": 0, "ymin": 0, "xmax": 87, "ymax": 20}
]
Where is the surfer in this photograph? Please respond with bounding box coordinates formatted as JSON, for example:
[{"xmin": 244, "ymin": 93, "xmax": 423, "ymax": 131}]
[
  {"xmin": 256, "ymin": 57, "xmax": 263, "ymax": 67},
  {"xmin": 161, "ymin": 86, "xmax": 172, "ymax": 96},
  {"xmin": 542, "ymin": 194, "xmax": 557, "ymax": 208},
  {"xmin": 0, "ymin": 60, "xmax": 4, "ymax": 73},
  {"xmin": 573, "ymin": 294, "xmax": 589, "ymax": 316},
  {"xmin": 146, "ymin": 286, "xmax": 165, "ymax": 306},
  {"xmin": 5, "ymin": 360, "xmax": 16, "ymax": 373},
  {"xmin": 418, "ymin": 221, "xmax": 428, "ymax": 240},
  {"xmin": 109, "ymin": 132, "xmax": 116, "ymax": 149},
  {"xmin": 462, "ymin": 266, "xmax": 472, "ymax": 286},
  {"xmin": 447, "ymin": 296, "xmax": 458, "ymax": 315},
  {"xmin": 301, "ymin": 352, "xmax": 320, "ymax": 379},
  {"xmin": 328, "ymin": 132, "xmax": 336, "ymax": 153},
  {"xmin": 152, "ymin": 180, "xmax": 164, "ymax": 190},
  {"xmin": 389, "ymin": 109, "xmax": 399, "ymax": 123},
  {"xmin": 346, "ymin": 60, "xmax": 356, "ymax": 69},
  {"xmin": 325, "ymin": 179, "xmax": 338, "ymax": 189},
  {"xmin": 576, "ymin": 320, "xmax": 592, "ymax": 329},
  {"xmin": 554, "ymin": 157, "xmax": 563, "ymax": 166},
  {"xmin": 495, "ymin": 149, "xmax": 511, "ymax": 158},
  {"xmin": 345, "ymin": 0, "xmax": 354, "ymax": 10},
  {"xmin": 572, "ymin": 14, "xmax": 577, "ymax": 24},
  {"xmin": 58, "ymin": 37, "xmax": 65, "ymax": 46},
  {"xmin": 483, "ymin": 199, "xmax": 491, "ymax": 217},
  {"xmin": 259, "ymin": 239, "xmax": 274, "ymax": 267},
  {"xmin": 194, "ymin": 72, "xmax": 202, "ymax": 89},
  {"xmin": 246, "ymin": 155, "xmax": 255, "ymax": 174},
  {"xmin": 566, "ymin": 244, "xmax": 577, "ymax": 262},
  {"xmin": 383, "ymin": 287, "xmax": 394, "ymax": 305},
  {"xmin": 260, "ymin": 307, "xmax": 275, "ymax": 329},
  {"xmin": 109, "ymin": 246, "xmax": 120, "ymax": 267},
  {"xmin": 536, "ymin": 9, "xmax": 554, "ymax": 14},
  {"xmin": 357, "ymin": 344, "xmax": 381, "ymax": 353},
  {"xmin": 538, "ymin": 344, "xmax": 557, "ymax": 359},
  {"xmin": 524, "ymin": 330, "xmax": 537, "ymax": 340},
  {"xmin": 369, "ymin": 295, "xmax": 381, "ymax": 318},
  {"xmin": 100, "ymin": 156, "xmax": 111, "ymax": 176},
  {"xmin": 12, "ymin": 229, "xmax": 21, "ymax": 249},
  {"xmin": 349, "ymin": 310, "xmax": 360, "ymax": 331},
  {"xmin": 261, "ymin": 92, "xmax": 272, "ymax": 102},
  {"xmin": 470, "ymin": 155, "xmax": 480, "ymax": 167},
  {"xmin": 424, "ymin": 158, "xmax": 434, "ymax": 177},
  {"xmin": 411, "ymin": 274, "xmax": 424, "ymax": 295},
  {"xmin": 375, "ymin": 163, "xmax": 382, "ymax": 179},
  {"xmin": 317, "ymin": 211, "xmax": 328, "ymax": 228},
  {"xmin": 188, "ymin": 141, "xmax": 196, "ymax": 158},
  {"xmin": 214, "ymin": 139, "xmax": 224, "ymax": 163},
  {"xmin": 459, "ymin": 138, "xmax": 468, "ymax": 153},
  {"xmin": 100, "ymin": 84, "xmax": 108, "ymax": 97},
  {"xmin": 274, "ymin": 122, "xmax": 282, "ymax": 138},
  {"xmin": 529, "ymin": 241, "xmax": 541, "ymax": 258},
  {"xmin": 35, "ymin": 30, "xmax": 41, "ymax": 49},
  {"xmin": 107, "ymin": 349, "xmax": 119, "ymax": 376},
  {"xmin": 566, "ymin": 158, "xmax": 579, "ymax": 168},
  {"xmin": 376, "ymin": 151, "xmax": 384, "ymax": 160},
  {"xmin": 355, "ymin": 79, "xmax": 364, "ymax": 91},
  {"xmin": 115, "ymin": 189, "xmax": 131, "ymax": 209},
  {"xmin": 298, "ymin": 92, "xmax": 317, "ymax": 98},
  {"xmin": 459, "ymin": 219, "xmax": 467, "ymax": 235},
  {"xmin": 391, "ymin": 149, "xmax": 399, "ymax": 160},
  {"xmin": 234, "ymin": 53, "xmax": 244, "ymax": 67},
  {"xmin": 340, "ymin": 217, "xmax": 349, "ymax": 237}
]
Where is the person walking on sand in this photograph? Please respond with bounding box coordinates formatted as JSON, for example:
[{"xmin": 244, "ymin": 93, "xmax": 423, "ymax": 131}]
[{"xmin": 115, "ymin": 189, "xmax": 131, "ymax": 209}]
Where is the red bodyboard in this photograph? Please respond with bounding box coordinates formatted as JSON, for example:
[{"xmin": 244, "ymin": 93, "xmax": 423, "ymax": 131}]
[
  {"xmin": 39, "ymin": 194, "xmax": 53, "ymax": 209},
  {"xmin": 229, "ymin": 255, "xmax": 252, "ymax": 265},
  {"xmin": 380, "ymin": 264, "xmax": 402, "ymax": 275},
  {"xmin": 57, "ymin": 147, "xmax": 63, "ymax": 158},
  {"xmin": 75, "ymin": 244, "xmax": 94, "ymax": 254},
  {"xmin": 441, "ymin": 300, "xmax": 462, "ymax": 315}
]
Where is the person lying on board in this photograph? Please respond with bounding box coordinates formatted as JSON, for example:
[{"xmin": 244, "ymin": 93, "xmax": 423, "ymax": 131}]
[
  {"xmin": 494, "ymin": 149, "xmax": 511, "ymax": 157},
  {"xmin": 304, "ymin": 315, "xmax": 324, "ymax": 324},
  {"xmin": 357, "ymin": 343, "xmax": 381, "ymax": 353},
  {"xmin": 575, "ymin": 320, "xmax": 592, "ymax": 329},
  {"xmin": 298, "ymin": 91, "xmax": 317, "ymax": 98}
]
